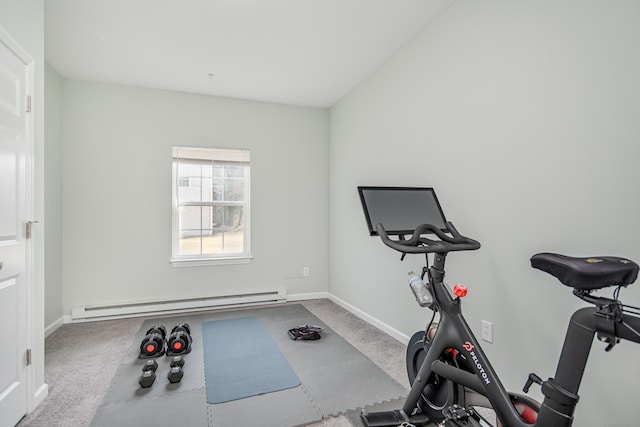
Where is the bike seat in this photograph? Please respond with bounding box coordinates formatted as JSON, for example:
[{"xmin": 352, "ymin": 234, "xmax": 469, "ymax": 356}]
[{"xmin": 530, "ymin": 253, "xmax": 639, "ymax": 290}]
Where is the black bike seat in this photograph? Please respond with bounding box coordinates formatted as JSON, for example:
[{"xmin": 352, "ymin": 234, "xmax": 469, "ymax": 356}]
[{"xmin": 530, "ymin": 253, "xmax": 639, "ymax": 290}]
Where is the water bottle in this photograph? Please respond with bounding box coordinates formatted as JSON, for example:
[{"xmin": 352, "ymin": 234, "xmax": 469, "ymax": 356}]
[{"xmin": 408, "ymin": 271, "xmax": 434, "ymax": 308}]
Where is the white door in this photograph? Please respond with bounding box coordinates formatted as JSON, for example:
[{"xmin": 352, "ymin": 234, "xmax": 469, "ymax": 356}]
[{"xmin": 0, "ymin": 31, "xmax": 31, "ymax": 427}]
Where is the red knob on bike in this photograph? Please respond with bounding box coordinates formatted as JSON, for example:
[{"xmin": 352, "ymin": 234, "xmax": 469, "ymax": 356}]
[{"xmin": 453, "ymin": 284, "xmax": 468, "ymax": 298}]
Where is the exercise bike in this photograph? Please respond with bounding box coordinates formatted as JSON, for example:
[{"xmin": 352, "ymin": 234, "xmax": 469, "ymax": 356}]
[{"xmin": 357, "ymin": 186, "xmax": 640, "ymax": 427}]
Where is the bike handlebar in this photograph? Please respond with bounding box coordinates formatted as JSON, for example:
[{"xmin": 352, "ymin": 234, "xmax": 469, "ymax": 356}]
[{"xmin": 376, "ymin": 221, "xmax": 481, "ymax": 254}]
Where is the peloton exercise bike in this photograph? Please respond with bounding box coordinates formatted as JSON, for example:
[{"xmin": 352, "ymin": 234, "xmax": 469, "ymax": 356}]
[{"xmin": 357, "ymin": 186, "xmax": 640, "ymax": 427}]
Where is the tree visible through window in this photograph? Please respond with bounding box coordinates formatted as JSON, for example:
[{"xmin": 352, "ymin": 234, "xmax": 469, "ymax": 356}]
[{"xmin": 171, "ymin": 147, "xmax": 251, "ymax": 265}]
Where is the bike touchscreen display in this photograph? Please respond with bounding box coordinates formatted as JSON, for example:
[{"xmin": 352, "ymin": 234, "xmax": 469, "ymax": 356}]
[{"xmin": 358, "ymin": 186, "xmax": 447, "ymax": 236}]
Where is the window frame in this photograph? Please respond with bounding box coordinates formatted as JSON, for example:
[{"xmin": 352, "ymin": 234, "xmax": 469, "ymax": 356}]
[{"xmin": 170, "ymin": 146, "xmax": 252, "ymax": 267}]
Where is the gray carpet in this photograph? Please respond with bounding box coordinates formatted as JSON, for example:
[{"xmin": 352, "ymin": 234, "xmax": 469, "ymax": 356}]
[{"xmin": 17, "ymin": 300, "xmax": 411, "ymax": 427}]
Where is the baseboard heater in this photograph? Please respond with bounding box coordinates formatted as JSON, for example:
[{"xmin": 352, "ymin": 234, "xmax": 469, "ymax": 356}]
[{"xmin": 71, "ymin": 290, "xmax": 287, "ymax": 321}]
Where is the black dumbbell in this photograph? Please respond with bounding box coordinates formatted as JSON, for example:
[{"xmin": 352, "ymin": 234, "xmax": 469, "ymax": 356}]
[
  {"xmin": 139, "ymin": 370, "xmax": 155, "ymax": 388},
  {"xmin": 143, "ymin": 359, "xmax": 158, "ymax": 372},
  {"xmin": 170, "ymin": 356, "xmax": 185, "ymax": 368},
  {"xmin": 172, "ymin": 323, "xmax": 191, "ymax": 336},
  {"xmin": 139, "ymin": 360, "xmax": 158, "ymax": 388},
  {"xmin": 139, "ymin": 325, "xmax": 167, "ymax": 359},
  {"xmin": 167, "ymin": 366, "xmax": 184, "ymax": 383},
  {"xmin": 166, "ymin": 323, "xmax": 192, "ymax": 356}
]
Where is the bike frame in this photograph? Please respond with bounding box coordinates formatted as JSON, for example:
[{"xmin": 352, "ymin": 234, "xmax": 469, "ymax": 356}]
[{"xmin": 402, "ymin": 252, "xmax": 640, "ymax": 427}]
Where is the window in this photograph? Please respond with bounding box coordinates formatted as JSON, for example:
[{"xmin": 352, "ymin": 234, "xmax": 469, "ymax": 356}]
[{"xmin": 171, "ymin": 146, "xmax": 251, "ymax": 266}]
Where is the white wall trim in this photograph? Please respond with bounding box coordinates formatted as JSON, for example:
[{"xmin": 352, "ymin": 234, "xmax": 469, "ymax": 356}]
[
  {"xmin": 44, "ymin": 317, "xmax": 64, "ymax": 338},
  {"xmin": 169, "ymin": 256, "xmax": 253, "ymax": 268},
  {"xmin": 32, "ymin": 384, "xmax": 48, "ymax": 412},
  {"xmin": 58, "ymin": 293, "xmax": 408, "ymax": 351},
  {"xmin": 66, "ymin": 292, "xmax": 328, "ymax": 323},
  {"xmin": 66, "ymin": 301, "xmax": 286, "ymax": 324},
  {"xmin": 287, "ymin": 291, "xmax": 329, "ymax": 301},
  {"xmin": 71, "ymin": 291, "xmax": 285, "ymax": 321},
  {"xmin": 328, "ymin": 293, "xmax": 410, "ymax": 345}
]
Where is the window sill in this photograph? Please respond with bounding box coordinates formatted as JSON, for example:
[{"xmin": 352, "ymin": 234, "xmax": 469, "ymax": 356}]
[{"xmin": 170, "ymin": 255, "xmax": 253, "ymax": 268}]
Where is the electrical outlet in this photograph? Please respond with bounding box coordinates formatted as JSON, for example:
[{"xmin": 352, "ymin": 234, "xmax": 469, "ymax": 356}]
[
  {"xmin": 481, "ymin": 320, "xmax": 493, "ymax": 343},
  {"xmin": 303, "ymin": 267, "xmax": 309, "ymax": 277}
]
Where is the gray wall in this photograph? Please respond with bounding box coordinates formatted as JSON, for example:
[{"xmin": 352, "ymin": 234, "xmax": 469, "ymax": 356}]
[
  {"xmin": 44, "ymin": 62, "xmax": 63, "ymax": 330},
  {"xmin": 329, "ymin": 1, "xmax": 640, "ymax": 425},
  {"xmin": 61, "ymin": 81, "xmax": 329, "ymax": 314}
]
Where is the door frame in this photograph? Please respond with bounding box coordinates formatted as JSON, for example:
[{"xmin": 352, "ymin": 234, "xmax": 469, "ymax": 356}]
[{"xmin": 0, "ymin": 25, "xmax": 37, "ymax": 414}]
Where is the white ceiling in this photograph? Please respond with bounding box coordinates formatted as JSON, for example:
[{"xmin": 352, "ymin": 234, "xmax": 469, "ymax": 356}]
[{"xmin": 45, "ymin": 0, "xmax": 454, "ymax": 108}]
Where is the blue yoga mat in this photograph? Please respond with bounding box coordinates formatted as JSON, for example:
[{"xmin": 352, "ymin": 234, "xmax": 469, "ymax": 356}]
[{"xmin": 202, "ymin": 316, "xmax": 301, "ymax": 403}]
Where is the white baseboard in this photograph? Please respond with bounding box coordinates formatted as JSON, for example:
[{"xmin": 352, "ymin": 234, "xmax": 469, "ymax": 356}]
[
  {"xmin": 61, "ymin": 293, "xmax": 323, "ymax": 325},
  {"xmin": 57, "ymin": 292, "xmax": 408, "ymax": 347},
  {"xmin": 287, "ymin": 291, "xmax": 329, "ymax": 301},
  {"xmin": 62, "ymin": 294, "xmax": 326, "ymax": 324},
  {"xmin": 31, "ymin": 383, "xmax": 48, "ymax": 412},
  {"xmin": 328, "ymin": 293, "xmax": 410, "ymax": 345},
  {"xmin": 71, "ymin": 291, "xmax": 286, "ymax": 321},
  {"xmin": 44, "ymin": 317, "xmax": 65, "ymax": 337}
]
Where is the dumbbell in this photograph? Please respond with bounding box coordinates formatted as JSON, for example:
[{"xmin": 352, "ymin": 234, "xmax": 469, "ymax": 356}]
[
  {"xmin": 139, "ymin": 325, "xmax": 167, "ymax": 358},
  {"xmin": 170, "ymin": 356, "xmax": 185, "ymax": 368},
  {"xmin": 166, "ymin": 323, "xmax": 192, "ymax": 356},
  {"xmin": 165, "ymin": 356, "xmax": 185, "ymax": 384},
  {"xmin": 139, "ymin": 359, "xmax": 158, "ymax": 388},
  {"xmin": 143, "ymin": 359, "xmax": 159, "ymax": 372},
  {"xmin": 168, "ymin": 366, "xmax": 184, "ymax": 383}
]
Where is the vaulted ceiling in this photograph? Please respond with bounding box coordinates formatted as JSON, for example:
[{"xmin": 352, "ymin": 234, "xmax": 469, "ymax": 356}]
[{"xmin": 45, "ymin": 0, "xmax": 454, "ymax": 108}]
